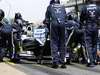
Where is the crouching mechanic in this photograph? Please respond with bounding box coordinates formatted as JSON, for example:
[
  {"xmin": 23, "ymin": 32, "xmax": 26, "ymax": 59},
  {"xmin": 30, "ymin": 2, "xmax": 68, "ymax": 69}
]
[
  {"xmin": 45, "ymin": 0, "xmax": 67, "ymax": 68},
  {"xmin": 65, "ymin": 14, "xmax": 80, "ymax": 64},
  {"xmin": 0, "ymin": 9, "xmax": 13, "ymax": 62}
]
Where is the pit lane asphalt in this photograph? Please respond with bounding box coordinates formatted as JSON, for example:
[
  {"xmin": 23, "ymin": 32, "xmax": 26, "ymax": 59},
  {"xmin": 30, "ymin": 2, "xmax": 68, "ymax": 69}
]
[
  {"xmin": 5, "ymin": 59, "xmax": 70, "ymax": 75},
  {"xmin": 4, "ymin": 59, "xmax": 100, "ymax": 75}
]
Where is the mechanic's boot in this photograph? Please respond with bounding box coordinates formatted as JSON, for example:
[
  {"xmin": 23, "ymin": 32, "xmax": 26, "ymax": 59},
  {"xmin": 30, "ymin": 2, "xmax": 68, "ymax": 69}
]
[
  {"xmin": 0, "ymin": 59, "xmax": 3, "ymax": 62},
  {"xmin": 93, "ymin": 61, "xmax": 97, "ymax": 65},
  {"xmin": 86, "ymin": 63, "xmax": 91, "ymax": 67},
  {"xmin": 60, "ymin": 63, "xmax": 66, "ymax": 68},
  {"xmin": 10, "ymin": 57, "xmax": 20, "ymax": 63},
  {"xmin": 66, "ymin": 59, "xmax": 71, "ymax": 65},
  {"xmin": 51, "ymin": 63, "xmax": 59, "ymax": 69},
  {"xmin": 86, "ymin": 59, "xmax": 92, "ymax": 67}
]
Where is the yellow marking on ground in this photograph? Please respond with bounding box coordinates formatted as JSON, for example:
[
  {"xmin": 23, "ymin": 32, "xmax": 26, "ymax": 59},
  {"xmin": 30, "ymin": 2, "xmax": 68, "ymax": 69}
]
[{"xmin": 5, "ymin": 61, "xmax": 16, "ymax": 66}]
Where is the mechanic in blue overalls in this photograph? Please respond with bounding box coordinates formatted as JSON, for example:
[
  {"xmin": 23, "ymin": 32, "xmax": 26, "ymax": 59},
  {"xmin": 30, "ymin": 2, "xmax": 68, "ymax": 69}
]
[
  {"xmin": 45, "ymin": 0, "xmax": 67, "ymax": 68},
  {"xmin": 80, "ymin": 0, "xmax": 100, "ymax": 67},
  {"xmin": 0, "ymin": 9, "xmax": 13, "ymax": 62},
  {"xmin": 65, "ymin": 14, "xmax": 80, "ymax": 64},
  {"xmin": 11, "ymin": 13, "xmax": 23, "ymax": 62}
]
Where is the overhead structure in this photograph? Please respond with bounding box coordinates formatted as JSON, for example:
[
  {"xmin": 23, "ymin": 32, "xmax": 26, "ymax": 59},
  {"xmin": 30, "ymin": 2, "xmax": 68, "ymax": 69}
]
[{"xmin": 64, "ymin": 0, "xmax": 85, "ymax": 7}]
